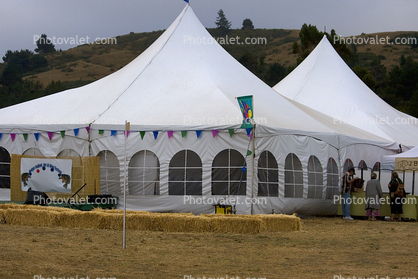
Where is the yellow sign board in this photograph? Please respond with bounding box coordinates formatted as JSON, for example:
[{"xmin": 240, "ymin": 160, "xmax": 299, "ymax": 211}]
[{"xmin": 395, "ymin": 157, "xmax": 418, "ymax": 172}]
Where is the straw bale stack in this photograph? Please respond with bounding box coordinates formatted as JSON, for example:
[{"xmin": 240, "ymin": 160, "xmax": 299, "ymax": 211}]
[
  {"xmin": 4, "ymin": 208, "xmax": 60, "ymax": 227},
  {"xmin": 0, "ymin": 209, "xmax": 5, "ymax": 224},
  {"xmin": 0, "ymin": 203, "xmax": 301, "ymax": 233}
]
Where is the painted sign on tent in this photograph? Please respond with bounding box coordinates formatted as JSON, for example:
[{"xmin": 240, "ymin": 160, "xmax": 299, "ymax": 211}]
[{"xmin": 21, "ymin": 158, "xmax": 72, "ymax": 193}]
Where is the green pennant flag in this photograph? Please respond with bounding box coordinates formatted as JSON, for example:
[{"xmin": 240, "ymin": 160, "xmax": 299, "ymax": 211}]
[
  {"xmin": 181, "ymin": 131, "xmax": 187, "ymax": 138},
  {"xmin": 247, "ymin": 150, "xmax": 252, "ymax": 156},
  {"xmin": 98, "ymin": 130, "xmax": 104, "ymax": 135},
  {"xmin": 23, "ymin": 134, "xmax": 28, "ymax": 141},
  {"xmin": 228, "ymin": 129, "xmax": 234, "ymax": 137},
  {"xmin": 140, "ymin": 131, "xmax": 146, "ymax": 139},
  {"xmin": 60, "ymin": 131, "xmax": 65, "ymax": 138}
]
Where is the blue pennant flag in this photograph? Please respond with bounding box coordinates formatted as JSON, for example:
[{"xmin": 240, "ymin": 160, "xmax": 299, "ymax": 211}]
[
  {"xmin": 196, "ymin": 130, "xmax": 202, "ymax": 138},
  {"xmin": 73, "ymin": 128, "xmax": 79, "ymax": 137},
  {"xmin": 153, "ymin": 131, "xmax": 159, "ymax": 139},
  {"xmin": 111, "ymin": 130, "xmax": 117, "ymax": 136},
  {"xmin": 184, "ymin": 0, "xmax": 189, "ymax": 3},
  {"xmin": 34, "ymin": 133, "xmax": 40, "ymax": 141},
  {"xmin": 241, "ymin": 166, "xmax": 246, "ymax": 172}
]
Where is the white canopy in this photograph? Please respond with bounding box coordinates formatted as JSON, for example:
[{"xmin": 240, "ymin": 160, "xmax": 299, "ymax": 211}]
[
  {"xmin": 0, "ymin": 5, "xmax": 401, "ymax": 215},
  {"xmin": 273, "ymin": 36, "xmax": 418, "ymax": 148},
  {"xmin": 381, "ymin": 145, "xmax": 418, "ymax": 171}
]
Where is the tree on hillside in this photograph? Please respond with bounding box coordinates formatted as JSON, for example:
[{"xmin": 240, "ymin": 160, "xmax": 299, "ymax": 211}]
[
  {"xmin": 215, "ymin": 9, "xmax": 232, "ymax": 37},
  {"xmin": 35, "ymin": 34, "xmax": 56, "ymax": 54},
  {"xmin": 293, "ymin": 24, "xmax": 354, "ymax": 66},
  {"xmin": 242, "ymin": 19, "xmax": 254, "ymax": 30}
]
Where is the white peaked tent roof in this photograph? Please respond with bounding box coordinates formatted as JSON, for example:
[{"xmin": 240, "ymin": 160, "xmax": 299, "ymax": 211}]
[
  {"xmin": 273, "ymin": 36, "xmax": 418, "ymax": 147},
  {"xmin": 381, "ymin": 145, "xmax": 418, "ymax": 171},
  {"xmin": 0, "ymin": 6, "xmax": 391, "ymax": 145}
]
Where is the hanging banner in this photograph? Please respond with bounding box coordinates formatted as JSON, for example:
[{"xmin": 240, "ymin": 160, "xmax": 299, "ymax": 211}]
[
  {"xmin": 237, "ymin": 95, "xmax": 253, "ymax": 129},
  {"xmin": 395, "ymin": 157, "xmax": 418, "ymax": 172},
  {"xmin": 20, "ymin": 158, "xmax": 72, "ymax": 193}
]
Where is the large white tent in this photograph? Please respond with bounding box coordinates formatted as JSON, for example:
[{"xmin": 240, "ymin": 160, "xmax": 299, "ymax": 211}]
[
  {"xmin": 0, "ymin": 5, "xmax": 400, "ymax": 215},
  {"xmin": 273, "ymin": 36, "xmax": 418, "ymax": 148}
]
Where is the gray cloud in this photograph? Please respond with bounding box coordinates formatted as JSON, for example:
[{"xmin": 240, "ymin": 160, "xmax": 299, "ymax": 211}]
[{"xmin": 1, "ymin": 0, "xmax": 417, "ymax": 58}]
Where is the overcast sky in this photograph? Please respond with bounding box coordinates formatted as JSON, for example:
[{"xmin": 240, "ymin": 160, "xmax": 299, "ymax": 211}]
[{"xmin": 1, "ymin": 0, "xmax": 417, "ymax": 58}]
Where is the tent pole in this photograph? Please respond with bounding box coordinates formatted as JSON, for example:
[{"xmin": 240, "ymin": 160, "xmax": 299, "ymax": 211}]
[
  {"xmin": 412, "ymin": 171, "xmax": 415, "ymax": 195},
  {"xmin": 123, "ymin": 121, "xmax": 129, "ymax": 249},
  {"xmin": 250, "ymin": 124, "xmax": 256, "ymax": 215}
]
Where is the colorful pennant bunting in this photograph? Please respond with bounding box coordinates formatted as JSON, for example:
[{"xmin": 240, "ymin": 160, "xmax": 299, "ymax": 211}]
[
  {"xmin": 85, "ymin": 127, "xmax": 90, "ymax": 133},
  {"xmin": 23, "ymin": 134, "xmax": 28, "ymax": 141},
  {"xmin": 228, "ymin": 129, "xmax": 234, "ymax": 137},
  {"xmin": 47, "ymin": 132, "xmax": 54, "ymax": 140},
  {"xmin": 196, "ymin": 130, "xmax": 202, "ymax": 138},
  {"xmin": 212, "ymin": 130, "xmax": 218, "ymax": 138},
  {"xmin": 34, "ymin": 133, "xmax": 40, "ymax": 141},
  {"xmin": 60, "ymin": 131, "xmax": 65, "ymax": 138},
  {"xmin": 73, "ymin": 128, "xmax": 79, "ymax": 137},
  {"xmin": 247, "ymin": 150, "xmax": 252, "ymax": 156},
  {"xmin": 99, "ymin": 130, "xmax": 104, "ymax": 135},
  {"xmin": 181, "ymin": 131, "xmax": 187, "ymax": 138},
  {"xmin": 11, "ymin": 134, "xmax": 16, "ymax": 142},
  {"xmin": 168, "ymin": 131, "xmax": 174, "ymax": 138},
  {"xmin": 0, "ymin": 133, "xmax": 2, "ymax": 140},
  {"xmin": 153, "ymin": 131, "xmax": 158, "ymax": 139},
  {"xmin": 140, "ymin": 131, "xmax": 145, "ymax": 139},
  {"xmin": 111, "ymin": 130, "xmax": 117, "ymax": 136}
]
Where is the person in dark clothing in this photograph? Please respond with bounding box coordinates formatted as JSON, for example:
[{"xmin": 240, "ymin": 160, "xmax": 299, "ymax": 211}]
[{"xmin": 388, "ymin": 171, "xmax": 406, "ymax": 222}]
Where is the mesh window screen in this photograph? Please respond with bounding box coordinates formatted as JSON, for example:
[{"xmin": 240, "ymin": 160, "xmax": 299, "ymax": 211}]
[
  {"xmin": 326, "ymin": 157, "xmax": 339, "ymax": 199},
  {"xmin": 212, "ymin": 149, "xmax": 246, "ymax": 195},
  {"xmin": 0, "ymin": 147, "xmax": 10, "ymax": 188},
  {"xmin": 128, "ymin": 150, "xmax": 160, "ymax": 195},
  {"xmin": 169, "ymin": 150, "xmax": 202, "ymax": 195},
  {"xmin": 284, "ymin": 153, "xmax": 303, "ymax": 198},
  {"xmin": 98, "ymin": 150, "xmax": 120, "ymax": 195},
  {"xmin": 307, "ymin": 155, "xmax": 323, "ymax": 199},
  {"xmin": 257, "ymin": 151, "xmax": 278, "ymax": 197}
]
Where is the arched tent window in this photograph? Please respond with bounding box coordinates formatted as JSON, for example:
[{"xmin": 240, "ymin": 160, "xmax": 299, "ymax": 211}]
[
  {"xmin": 169, "ymin": 150, "xmax": 202, "ymax": 195},
  {"xmin": 0, "ymin": 147, "xmax": 11, "ymax": 188},
  {"xmin": 57, "ymin": 149, "xmax": 80, "ymax": 157},
  {"xmin": 343, "ymin": 159, "xmax": 354, "ymax": 174},
  {"xmin": 307, "ymin": 155, "xmax": 323, "ymax": 199},
  {"xmin": 326, "ymin": 157, "xmax": 339, "ymax": 199},
  {"xmin": 212, "ymin": 149, "xmax": 246, "ymax": 196},
  {"xmin": 373, "ymin": 162, "xmax": 381, "ymax": 179},
  {"xmin": 129, "ymin": 150, "xmax": 160, "ymax": 195},
  {"xmin": 98, "ymin": 150, "xmax": 120, "ymax": 195},
  {"xmin": 258, "ymin": 150, "xmax": 278, "ymax": 197},
  {"xmin": 358, "ymin": 160, "xmax": 368, "ymax": 180},
  {"xmin": 57, "ymin": 149, "xmax": 82, "ymax": 190},
  {"xmin": 23, "ymin": 148, "xmax": 44, "ymax": 157},
  {"xmin": 284, "ymin": 153, "xmax": 303, "ymax": 198}
]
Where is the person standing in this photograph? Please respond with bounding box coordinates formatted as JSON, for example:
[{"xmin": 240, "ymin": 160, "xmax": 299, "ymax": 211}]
[
  {"xmin": 388, "ymin": 171, "xmax": 405, "ymax": 222},
  {"xmin": 341, "ymin": 167, "xmax": 359, "ymax": 220},
  {"xmin": 365, "ymin": 172, "xmax": 383, "ymax": 220}
]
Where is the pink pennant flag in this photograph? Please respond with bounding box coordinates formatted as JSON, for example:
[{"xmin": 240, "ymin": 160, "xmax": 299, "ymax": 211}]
[
  {"xmin": 168, "ymin": 131, "xmax": 174, "ymax": 138},
  {"xmin": 11, "ymin": 134, "xmax": 16, "ymax": 142},
  {"xmin": 124, "ymin": 131, "xmax": 130, "ymax": 137},
  {"xmin": 85, "ymin": 127, "xmax": 90, "ymax": 133},
  {"xmin": 48, "ymin": 132, "xmax": 54, "ymax": 140},
  {"xmin": 212, "ymin": 130, "xmax": 218, "ymax": 138}
]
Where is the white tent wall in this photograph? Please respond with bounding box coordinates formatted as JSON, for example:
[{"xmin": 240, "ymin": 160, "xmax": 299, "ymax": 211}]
[{"xmin": 0, "ymin": 129, "xmax": 89, "ymax": 157}]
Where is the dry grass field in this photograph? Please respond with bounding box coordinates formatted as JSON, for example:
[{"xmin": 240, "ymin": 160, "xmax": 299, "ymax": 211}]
[{"xmin": 1, "ymin": 216, "xmax": 417, "ymax": 279}]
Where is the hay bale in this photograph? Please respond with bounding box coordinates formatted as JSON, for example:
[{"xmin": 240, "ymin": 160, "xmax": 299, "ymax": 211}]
[
  {"xmin": 57, "ymin": 210, "xmax": 103, "ymax": 229},
  {"xmin": 258, "ymin": 214, "xmax": 302, "ymax": 232},
  {"xmin": 4, "ymin": 208, "xmax": 60, "ymax": 227},
  {"xmin": 0, "ymin": 209, "xmax": 6, "ymax": 224},
  {"xmin": 207, "ymin": 216, "xmax": 263, "ymax": 234}
]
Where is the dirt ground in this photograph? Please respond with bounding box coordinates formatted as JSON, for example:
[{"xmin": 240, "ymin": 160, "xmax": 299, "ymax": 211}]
[{"xmin": 0, "ymin": 217, "xmax": 417, "ymax": 279}]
